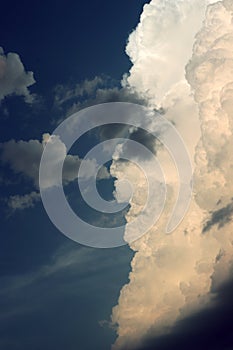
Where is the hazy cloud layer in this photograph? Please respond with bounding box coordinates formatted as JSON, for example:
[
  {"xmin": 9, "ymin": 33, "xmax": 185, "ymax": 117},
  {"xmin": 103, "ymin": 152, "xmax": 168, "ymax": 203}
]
[
  {"xmin": 0, "ymin": 133, "xmax": 110, "ymax": 206},
  {"xmin": 53, "ymin": 76, "xmax": 147, "ymax": 120},
  {"xmin": 203, "ymin": 201, "xmax": 233, "ymax": 233}
]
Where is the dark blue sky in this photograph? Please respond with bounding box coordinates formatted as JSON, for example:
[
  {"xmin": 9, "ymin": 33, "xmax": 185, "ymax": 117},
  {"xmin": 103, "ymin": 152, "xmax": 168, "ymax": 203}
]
[
  {"xmin": 1, "ymin": 0, "xmax": 150, "ymax": 91},
  {"xmin": 0, "ymin": 1, "xmax": 150, "ymax": 349},
  {"xmin": 1, "ymin": 1, "xmax": 233, "ymax": 350}
]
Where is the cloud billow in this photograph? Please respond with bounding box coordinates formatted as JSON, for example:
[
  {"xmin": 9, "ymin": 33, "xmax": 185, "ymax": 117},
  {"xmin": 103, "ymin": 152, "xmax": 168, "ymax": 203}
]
[{"xmin": 111, "ymin": 1, "xmax": 233, "ymax": 349}]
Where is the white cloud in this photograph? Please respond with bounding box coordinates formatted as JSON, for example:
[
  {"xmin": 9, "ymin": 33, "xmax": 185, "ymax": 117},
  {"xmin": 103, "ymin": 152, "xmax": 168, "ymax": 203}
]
[
  {"xmin": 0, "ymin": 47, "xmax": 35, "ymax": 103},
  {"xmin": 0, "ymin": 133, "xmax": 110, "ymax": 193},
  {"xmin": 0, "ymin": 138, "xmax": 43, "ymax": 185},
  {"xmin": 122, "ymin": 0, "xmax": 213, "ymax": 108},
  {"xmin": 111, "ymin": 1, "xmax": 233, "ymax": 349}
]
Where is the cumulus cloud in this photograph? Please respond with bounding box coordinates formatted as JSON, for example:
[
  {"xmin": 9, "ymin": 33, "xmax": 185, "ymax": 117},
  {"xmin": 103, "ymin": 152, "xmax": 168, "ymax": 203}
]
[
  {"xmin": 122, "ymin": 0, "xmax": 216, "ymax": 107},
  {"xmin": 0, "ymin": 138, "xmax": 44, "ymax": 186},
  {"xmin": 0, "ymin": 47, "xmax": 35, "ymax": 103},
  {"xmin": 0, "ymin": 133, "xmax": 110, "ymax": 198},
  {"xmin": 111, "ymin": 1, "xmax": 233, "ymax": 349}
]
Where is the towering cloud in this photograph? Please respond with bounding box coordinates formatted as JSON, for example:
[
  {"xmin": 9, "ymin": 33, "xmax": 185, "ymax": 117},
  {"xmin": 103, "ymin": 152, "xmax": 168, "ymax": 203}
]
[
  {"xmin": 122, "ymin": 0, "xmax": 216, "ymax": 107},
  {"xmin": 111, "ymin": 0, "xmax": 233, "ymax": 349}
]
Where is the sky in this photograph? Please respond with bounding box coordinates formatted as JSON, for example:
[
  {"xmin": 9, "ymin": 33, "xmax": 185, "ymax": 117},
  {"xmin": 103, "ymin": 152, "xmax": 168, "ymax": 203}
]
[
  {"xmin": 0, "ymin": 1, "xmax": 148, "ymax": 349},
  {"xmin": 1, "ymin": 0, "xmax": 233, "ymax": 350}
]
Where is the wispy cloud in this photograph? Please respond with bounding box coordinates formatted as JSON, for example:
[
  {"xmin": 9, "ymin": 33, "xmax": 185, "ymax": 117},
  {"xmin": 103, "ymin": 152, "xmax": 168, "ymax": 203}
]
[{"xmin": 7, "ymin": 191, "xmax": 40, "ymax": 211}]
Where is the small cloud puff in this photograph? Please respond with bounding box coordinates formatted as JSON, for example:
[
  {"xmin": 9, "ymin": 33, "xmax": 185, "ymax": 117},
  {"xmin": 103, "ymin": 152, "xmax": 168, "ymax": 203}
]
[{"xmin": 0, "ymin": 47, "xmax": 35, "ymax": 103}]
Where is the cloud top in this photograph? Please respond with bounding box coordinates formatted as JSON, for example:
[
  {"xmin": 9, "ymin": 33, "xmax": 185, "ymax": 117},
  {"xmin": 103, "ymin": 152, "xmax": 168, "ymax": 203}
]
[{"xmin": 111, "ymin": 1, "xmax": 233, "ymax": 349}]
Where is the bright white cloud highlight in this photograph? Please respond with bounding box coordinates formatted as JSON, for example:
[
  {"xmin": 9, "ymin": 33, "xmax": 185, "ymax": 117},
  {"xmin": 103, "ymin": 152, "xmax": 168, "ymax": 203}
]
[
  {"xmin": 111, "ymin": 1, "xmax": 233, "ymax": 349},
  {"xmin": 122, "ymin": 0, "xmax": 215, "ymax": 107}
]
